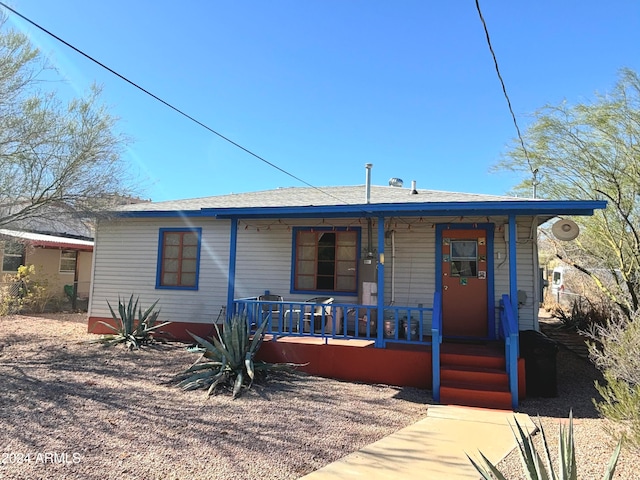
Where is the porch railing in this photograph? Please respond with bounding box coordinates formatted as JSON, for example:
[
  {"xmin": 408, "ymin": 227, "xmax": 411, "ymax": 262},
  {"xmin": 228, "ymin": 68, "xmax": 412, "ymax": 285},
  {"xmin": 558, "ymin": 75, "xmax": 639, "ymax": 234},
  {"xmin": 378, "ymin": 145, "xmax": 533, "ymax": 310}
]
[
  {"xmin": 499, "ymin": 294, "xmax": 519, "ymax": 409},
  {"xmin": 231, "ymin": 297, "xmax": 436, "ymax": 346}
]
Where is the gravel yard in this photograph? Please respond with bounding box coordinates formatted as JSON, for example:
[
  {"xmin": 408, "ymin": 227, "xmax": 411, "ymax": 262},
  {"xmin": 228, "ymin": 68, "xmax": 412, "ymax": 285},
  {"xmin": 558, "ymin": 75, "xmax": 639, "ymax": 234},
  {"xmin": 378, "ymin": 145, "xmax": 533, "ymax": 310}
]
[
  {"xmin": 496, "ymin": 323, "xmax": 636, "ymax": 479},
  {"xmin": 0, "ymin": 313, "xmax": 428, "ymax": 480},
  {"xmin": 0, "ymin": 313, "xmax": 636, "ymax": 479}
]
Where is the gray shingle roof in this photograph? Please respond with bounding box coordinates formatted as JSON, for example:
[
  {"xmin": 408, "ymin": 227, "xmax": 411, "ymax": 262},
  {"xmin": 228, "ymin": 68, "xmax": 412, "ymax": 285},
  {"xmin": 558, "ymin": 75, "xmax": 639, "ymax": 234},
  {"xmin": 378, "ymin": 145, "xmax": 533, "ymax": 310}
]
[{"xmin": 118, "ymin": 185, "xmax": 522, "ymax": 212}]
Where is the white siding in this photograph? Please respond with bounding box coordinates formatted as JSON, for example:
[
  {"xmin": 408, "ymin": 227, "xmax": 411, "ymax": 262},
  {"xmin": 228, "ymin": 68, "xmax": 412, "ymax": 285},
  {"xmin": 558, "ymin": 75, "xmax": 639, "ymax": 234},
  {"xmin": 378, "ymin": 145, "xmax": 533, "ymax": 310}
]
[
  {"xmin": 492, "ymin": 217, "xmax": 538, "ymax": 331},
  {"xmin": 90, "ymin": 215, "xmax": 540, "ymax": 330},
  {"xmin": 90, "ymin": 218, "xmax": 230, "ymax": 324},
  {"xmin": 383, "ymin": 222, "xmax": 435, "ymax": 308},
  {"xmin": 234, "ymin": 219, "xmax": 362, "ymax": 304}
]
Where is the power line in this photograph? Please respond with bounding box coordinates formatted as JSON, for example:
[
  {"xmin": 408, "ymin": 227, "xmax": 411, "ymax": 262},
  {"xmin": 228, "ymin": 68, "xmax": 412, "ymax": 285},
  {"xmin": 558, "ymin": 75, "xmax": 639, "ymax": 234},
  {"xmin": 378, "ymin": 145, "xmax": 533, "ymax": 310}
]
[
  {"xmin": 0, "ymin": 1, "xmax": 361, "ymax": 208},
  {"xmin": 474, "ymin": 0, "xmax": 535, "ymax": 176}
]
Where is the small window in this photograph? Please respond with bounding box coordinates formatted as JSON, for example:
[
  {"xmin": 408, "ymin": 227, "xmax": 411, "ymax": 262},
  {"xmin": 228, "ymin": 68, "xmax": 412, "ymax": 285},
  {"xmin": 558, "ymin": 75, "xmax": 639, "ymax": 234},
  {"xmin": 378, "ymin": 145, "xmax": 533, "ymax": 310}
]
[
  {"xmin": 156, "ymin": 228, "xmax": 202, "ymax": 290},
  {"xmin": 450, "ymin": 240, "xmax": 477, "ymax": 277},
  {"xmin": 60, "ymin": 250, "xmax": 77, "ymax": 273},
  {"xmin": 293, "ymin": 228, "xmax": 358, "ymax": 293},
  {"xmin": 2, "ymin": 241, "xmax": 25, "ymax": 272}
]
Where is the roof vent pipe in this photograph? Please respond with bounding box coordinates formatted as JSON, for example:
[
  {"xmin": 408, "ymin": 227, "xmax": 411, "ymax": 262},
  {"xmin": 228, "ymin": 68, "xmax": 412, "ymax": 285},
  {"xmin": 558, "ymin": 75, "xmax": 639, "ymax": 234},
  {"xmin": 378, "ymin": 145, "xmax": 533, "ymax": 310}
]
[
  {"xmin": 365, "ymin": 163, "xmax": 373, "ymax": 203},
  {"xmin": 410, "ymin": 180, "xmax": 418, "ymax": 194}
]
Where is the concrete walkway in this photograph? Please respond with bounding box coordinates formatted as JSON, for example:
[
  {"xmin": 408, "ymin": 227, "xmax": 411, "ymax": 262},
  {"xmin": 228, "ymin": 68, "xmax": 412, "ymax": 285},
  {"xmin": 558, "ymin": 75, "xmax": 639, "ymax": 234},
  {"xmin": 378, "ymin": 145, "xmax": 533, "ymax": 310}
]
[{"xmin": 302, "ymin": 405, "xmax": 536, "ymax": 479}]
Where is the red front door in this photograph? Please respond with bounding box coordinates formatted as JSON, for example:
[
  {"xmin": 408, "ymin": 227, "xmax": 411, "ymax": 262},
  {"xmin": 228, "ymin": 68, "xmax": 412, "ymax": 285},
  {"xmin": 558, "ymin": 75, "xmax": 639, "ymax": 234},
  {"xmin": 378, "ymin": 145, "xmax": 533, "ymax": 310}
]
[{"xmin": 441, "ymin": 229, "xmax": 488, "ymax": 337}]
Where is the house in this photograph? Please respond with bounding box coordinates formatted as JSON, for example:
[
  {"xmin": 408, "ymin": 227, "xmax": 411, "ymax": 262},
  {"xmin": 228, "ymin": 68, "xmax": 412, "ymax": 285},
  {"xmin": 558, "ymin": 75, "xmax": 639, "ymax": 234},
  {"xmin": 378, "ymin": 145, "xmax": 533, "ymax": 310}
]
[
  {"xmin": 87, "ymin": 178, "xmax": 605, "ymax": 409},
  {"xmin": 0, "ymin": 229, "xmax": 94, "ymax": 308}
]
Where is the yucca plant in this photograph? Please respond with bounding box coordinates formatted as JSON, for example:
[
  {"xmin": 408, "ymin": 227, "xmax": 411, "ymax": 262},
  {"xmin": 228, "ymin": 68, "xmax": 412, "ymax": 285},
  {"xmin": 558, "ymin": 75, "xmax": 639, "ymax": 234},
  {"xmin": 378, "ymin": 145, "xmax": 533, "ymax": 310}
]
[
  {"xmin": 468, "ymin": 411, "xmax": 622, "ymax": 480},
  {"xmin": 91, "ymin": 295, "xmax": 170, "ymax": 349},
  {"xmin": 177, "ymin": 314, "xmax": 295, "ymax": 398}
]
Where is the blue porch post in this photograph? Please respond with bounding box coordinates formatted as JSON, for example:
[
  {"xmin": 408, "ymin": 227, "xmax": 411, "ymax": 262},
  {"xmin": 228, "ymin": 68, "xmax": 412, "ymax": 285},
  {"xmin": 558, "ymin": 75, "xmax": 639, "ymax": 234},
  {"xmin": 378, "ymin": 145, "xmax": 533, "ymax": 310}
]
[
  {"xmin": 508, "ymin": 214, "xmax": 519, "ymax": 408},
  {"xmin": 376, "ymin": 216, "xmax": 385, "ymax": 348},
  {"xmin": 508, "ymin": 215, "xmax": 518, "ymax": 313},
  {"xmin": 226, "ymin": 218, "xmax": 238, "ymax": 320}
]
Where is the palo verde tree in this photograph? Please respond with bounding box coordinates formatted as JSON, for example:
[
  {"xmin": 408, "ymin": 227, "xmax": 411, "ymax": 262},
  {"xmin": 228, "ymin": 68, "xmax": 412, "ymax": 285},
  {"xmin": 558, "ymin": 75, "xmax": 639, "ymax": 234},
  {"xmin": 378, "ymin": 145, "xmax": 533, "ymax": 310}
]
[
  {"xmin": 496, "ymin": 68, "xmax": 640, "ymax": 319},
  {"xmin": 0, "ymin": 15, "xmax": 136, "ymax": 230}
]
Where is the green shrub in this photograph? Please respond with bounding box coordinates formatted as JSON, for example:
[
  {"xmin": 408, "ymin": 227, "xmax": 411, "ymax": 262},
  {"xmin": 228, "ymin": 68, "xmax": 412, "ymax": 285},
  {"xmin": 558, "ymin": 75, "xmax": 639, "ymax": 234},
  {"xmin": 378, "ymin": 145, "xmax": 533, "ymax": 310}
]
[
  {"xmin": 0, "ymin": 265, "xmax": 54, "ymax": 315},
  {"xmin": 588, "ymin": 313, "xmax": 640, "ymax": 451},
  {"xmin": 177, "ymin": 314, "xmax": 296, "ymax": 398},
  {"xmin": 91, "ymin": 295, "xmax": 169, "ymax": 350},
  {"xmin": 468, "ymin": 412, "xmax": 621, "ymax": 480}
]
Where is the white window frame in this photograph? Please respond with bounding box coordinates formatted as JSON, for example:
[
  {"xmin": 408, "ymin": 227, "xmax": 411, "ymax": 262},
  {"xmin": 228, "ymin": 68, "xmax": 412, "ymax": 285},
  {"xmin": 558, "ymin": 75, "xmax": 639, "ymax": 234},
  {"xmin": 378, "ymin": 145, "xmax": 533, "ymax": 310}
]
[{"xmin": 59, "ymin": 250, "xmax": 77, "ymax": 274}]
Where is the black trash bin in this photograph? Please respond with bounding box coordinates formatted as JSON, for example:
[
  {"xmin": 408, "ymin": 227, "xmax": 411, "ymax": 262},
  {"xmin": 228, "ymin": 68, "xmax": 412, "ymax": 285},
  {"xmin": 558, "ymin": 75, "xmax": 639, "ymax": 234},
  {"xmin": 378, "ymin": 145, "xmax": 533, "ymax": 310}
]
[{"xmin": 519, "ymin": 330, "xmax": 559, "ymax": 397}]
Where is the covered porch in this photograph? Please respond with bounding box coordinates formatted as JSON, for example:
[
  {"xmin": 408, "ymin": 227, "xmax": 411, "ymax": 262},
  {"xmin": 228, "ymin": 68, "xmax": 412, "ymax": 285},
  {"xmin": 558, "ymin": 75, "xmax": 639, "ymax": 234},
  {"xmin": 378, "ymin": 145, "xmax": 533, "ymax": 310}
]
[
  {"xmin": 217, "ymin": 195, "xmax": 604, "ymax": 410},
  {"xmin": 233, "ymin": 293, "xmax": 523, "ymax": 409}
]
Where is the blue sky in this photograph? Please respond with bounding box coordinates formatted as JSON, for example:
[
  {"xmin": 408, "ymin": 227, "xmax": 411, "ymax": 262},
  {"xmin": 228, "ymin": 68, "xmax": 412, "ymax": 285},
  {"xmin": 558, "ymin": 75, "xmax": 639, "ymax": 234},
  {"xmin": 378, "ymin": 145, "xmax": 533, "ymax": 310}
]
[{"xmin": 4, "ymin": 1, "xmax": 640, "ymax": 202}]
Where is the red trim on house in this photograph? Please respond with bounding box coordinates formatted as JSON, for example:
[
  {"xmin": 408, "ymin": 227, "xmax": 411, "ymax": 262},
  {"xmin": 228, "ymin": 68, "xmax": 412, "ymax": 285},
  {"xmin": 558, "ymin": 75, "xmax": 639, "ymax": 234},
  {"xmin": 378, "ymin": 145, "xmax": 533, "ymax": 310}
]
[
  {"xmin": 87, "ymin": 318, "xmax": 527, "ymax": 397},
  {"xmin": 33, "ymin": 241, "xmax": 93, "ymax": 251},
  {"xmin": 87, "ymin": 317, "xmax": 216, "ymax": 341}
]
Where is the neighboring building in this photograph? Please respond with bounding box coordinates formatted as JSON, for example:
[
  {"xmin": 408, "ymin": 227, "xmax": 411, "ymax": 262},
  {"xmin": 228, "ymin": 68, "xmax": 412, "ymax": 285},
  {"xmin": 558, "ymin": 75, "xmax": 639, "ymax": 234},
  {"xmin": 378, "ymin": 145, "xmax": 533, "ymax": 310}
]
[
  {"xmin": 0, "ymin": 229, "xmax": 94, "ymax": 303},
  {"xmin": 87, "ymin": 182, "xmax": 605, "ymax": 409}
]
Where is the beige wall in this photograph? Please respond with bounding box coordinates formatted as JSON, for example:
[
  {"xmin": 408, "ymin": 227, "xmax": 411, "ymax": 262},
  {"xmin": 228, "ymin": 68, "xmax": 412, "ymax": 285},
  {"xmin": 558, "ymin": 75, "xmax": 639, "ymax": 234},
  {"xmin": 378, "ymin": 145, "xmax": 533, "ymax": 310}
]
[{"xmin": 24, "ymin": 247, "xmax": 93, "ymax": 299}]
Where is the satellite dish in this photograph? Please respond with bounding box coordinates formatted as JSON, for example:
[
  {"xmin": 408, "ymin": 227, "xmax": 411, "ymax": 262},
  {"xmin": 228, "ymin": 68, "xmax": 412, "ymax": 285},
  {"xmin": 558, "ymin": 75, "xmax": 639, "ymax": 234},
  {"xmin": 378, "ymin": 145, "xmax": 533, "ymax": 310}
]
[{"xmin": 551, "ymin": 219, "xmax": 580, "ymax": 241}]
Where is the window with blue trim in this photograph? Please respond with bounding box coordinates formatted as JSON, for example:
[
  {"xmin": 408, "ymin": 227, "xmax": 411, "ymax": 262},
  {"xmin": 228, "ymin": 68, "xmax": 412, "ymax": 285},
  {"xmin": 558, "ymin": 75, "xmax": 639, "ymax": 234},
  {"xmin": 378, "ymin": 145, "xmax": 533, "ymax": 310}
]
[
  {"xmin": 293, "ymin": 229, "xmax": 357, "ymax": 292},
  {"xmin": 157, "ymin": 228, "xmax": 201, "ymax": 289}
]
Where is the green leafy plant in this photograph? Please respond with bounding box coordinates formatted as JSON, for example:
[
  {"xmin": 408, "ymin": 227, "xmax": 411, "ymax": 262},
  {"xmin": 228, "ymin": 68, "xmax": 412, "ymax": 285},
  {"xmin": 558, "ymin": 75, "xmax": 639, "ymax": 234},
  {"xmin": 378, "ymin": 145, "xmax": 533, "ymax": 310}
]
[
  {"xmin": 468, "ymin": 412, "xmax": 622, "ymax": 480},
  {"xmin": 177, "ymin": 314, "xmax": 296, "ymax": 398},
  {"xmin": 0, "ymin": 265, "xmax": 56, "ymax": 315},
  {"xmin": 92, "ymin": 295, "xmax": 169, "ymax": 349},
  {"xmin": 588, "ymin": 312, "xmax": 640, "ymax": 451}
]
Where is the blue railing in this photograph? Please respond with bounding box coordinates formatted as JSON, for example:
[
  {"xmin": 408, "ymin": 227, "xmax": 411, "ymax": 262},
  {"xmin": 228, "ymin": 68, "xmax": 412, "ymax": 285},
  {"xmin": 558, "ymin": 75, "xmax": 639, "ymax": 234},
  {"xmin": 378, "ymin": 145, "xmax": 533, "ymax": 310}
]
[
  {"xmin": 232, "ymin": 298, "xmax": 434, "ymax": 346},
  {"xmin": 430, "ymin": 292, "xmax": 442, "ymax": 402},
  {"xmin": 499, "ymin": 294, "xmax": 519, "ymax": 409}
]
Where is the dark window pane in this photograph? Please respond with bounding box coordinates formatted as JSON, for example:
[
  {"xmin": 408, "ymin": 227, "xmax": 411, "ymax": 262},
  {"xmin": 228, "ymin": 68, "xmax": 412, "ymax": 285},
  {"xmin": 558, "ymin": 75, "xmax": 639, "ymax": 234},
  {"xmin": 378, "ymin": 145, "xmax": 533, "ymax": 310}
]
[
  {"xmin": 317, "ymin": 262, "xmax": 335, "ymax": 275},
  {"xmin": 318, "ymin": 232, "xmax": 335, "ymax": 246},
  {"xmin": 451, "ymin": 260, "xmax": 477, "ymax": 277},
  {"xmin": 316, "ymin": 276, "xmax": 334, "ymax": 290},
  {"xmin": 3, "ymin": 256, "xmax": 23, "ymax": 272},
  {"xmin": 317, "ymin": 246, "xmax": 335, "ymax": 261}
]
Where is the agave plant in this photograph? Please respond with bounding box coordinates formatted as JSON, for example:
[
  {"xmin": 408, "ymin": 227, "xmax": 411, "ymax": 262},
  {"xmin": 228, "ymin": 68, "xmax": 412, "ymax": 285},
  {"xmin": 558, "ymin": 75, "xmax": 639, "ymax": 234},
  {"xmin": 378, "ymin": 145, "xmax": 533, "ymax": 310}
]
[
  {"xmin": 177, "ymin": 314, "xmax": 294, "ymax": 398},
  {"xmin": 91, "ymin": 295, "xmax": 170, "ymax": 349},
  {"xmin": 468, "ymin": 411, "xmax": 622, "ymax": 480}
]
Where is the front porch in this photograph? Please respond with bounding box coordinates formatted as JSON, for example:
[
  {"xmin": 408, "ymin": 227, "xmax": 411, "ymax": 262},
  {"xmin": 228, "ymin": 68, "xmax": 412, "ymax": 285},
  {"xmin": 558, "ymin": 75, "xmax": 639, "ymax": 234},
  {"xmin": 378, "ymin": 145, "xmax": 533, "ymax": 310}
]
[{"xmin": 234, "ymin": 293, "xmax": 523, "ymax": 410}]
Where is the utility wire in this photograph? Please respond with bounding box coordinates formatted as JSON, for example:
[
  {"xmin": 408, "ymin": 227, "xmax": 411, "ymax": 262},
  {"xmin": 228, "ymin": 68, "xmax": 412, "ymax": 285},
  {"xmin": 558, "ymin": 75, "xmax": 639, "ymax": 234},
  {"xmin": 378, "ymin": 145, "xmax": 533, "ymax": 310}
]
[
  {"xmin": 0, "ymin": 1, "xmax": 363, "ymax": 209},
  {"xmin": 475, "ymin": 0, "xmax": 535, "ymax": 175}
]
